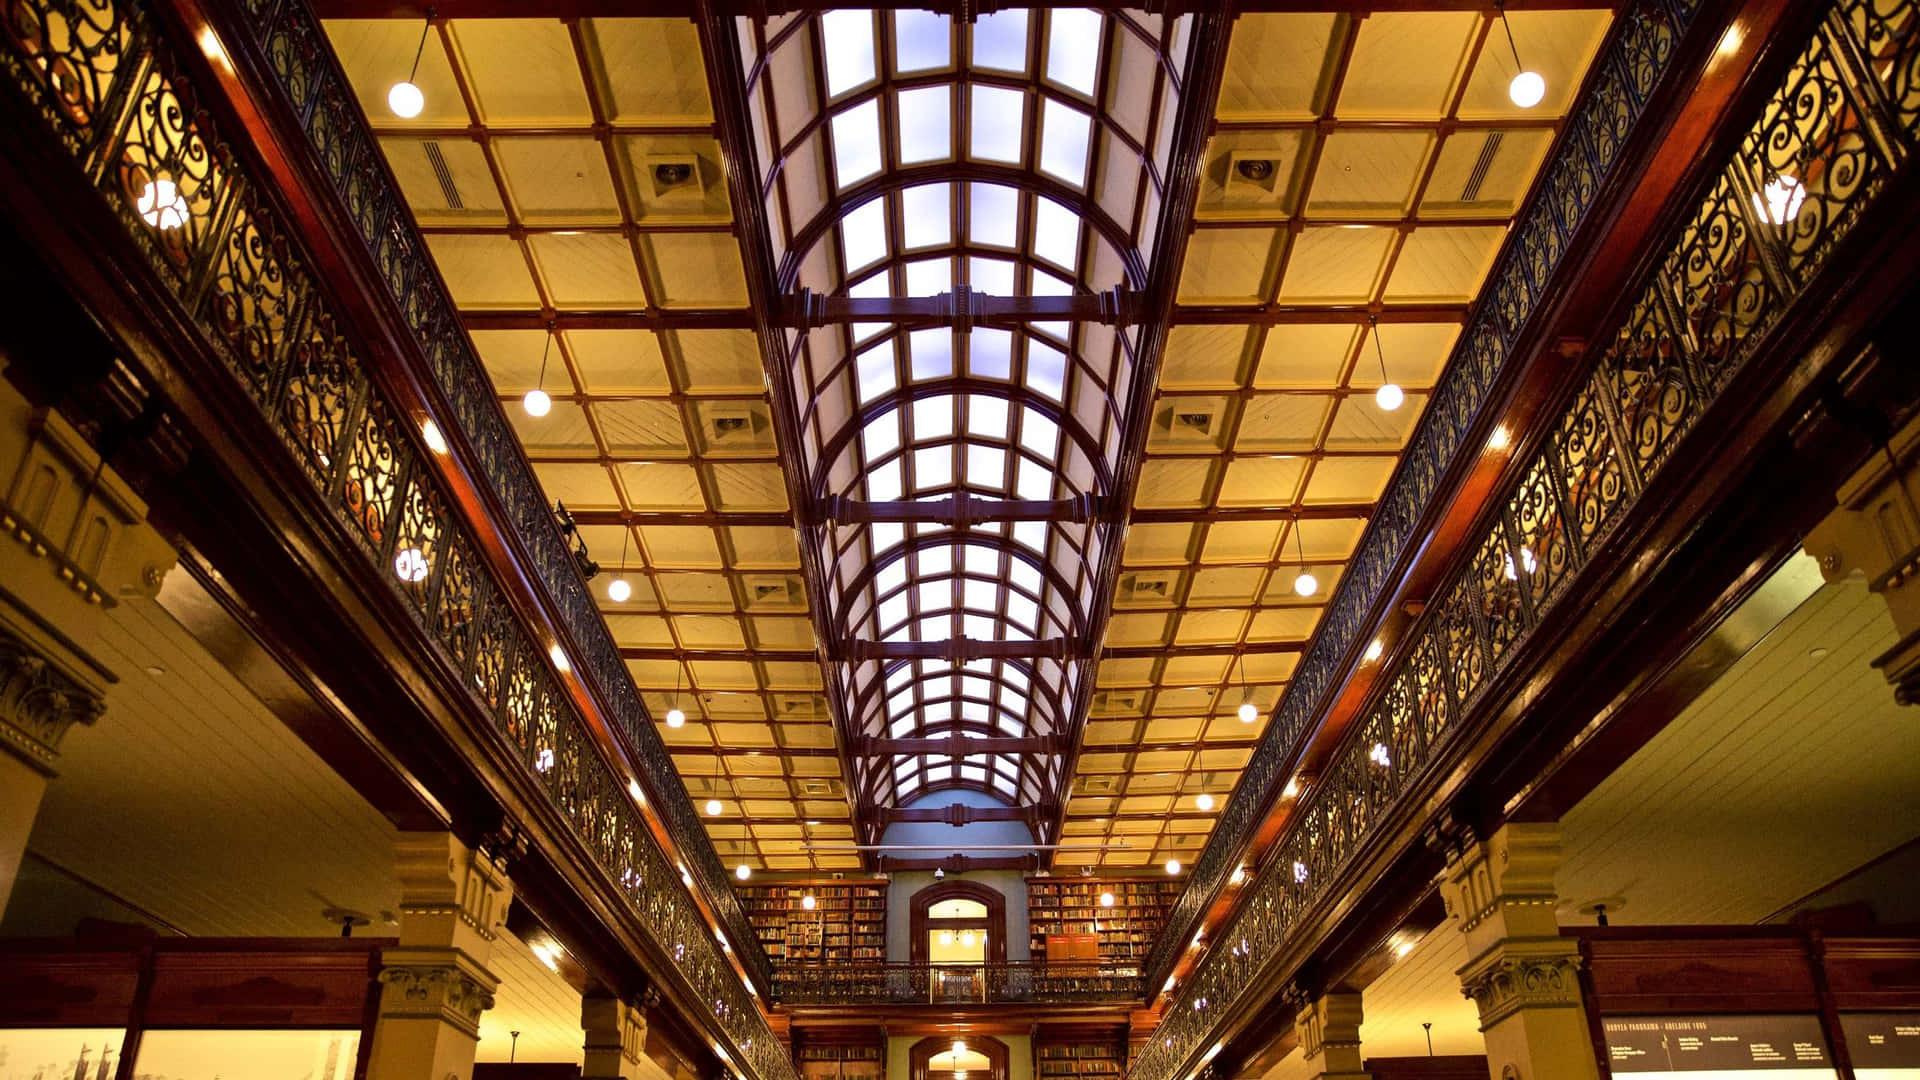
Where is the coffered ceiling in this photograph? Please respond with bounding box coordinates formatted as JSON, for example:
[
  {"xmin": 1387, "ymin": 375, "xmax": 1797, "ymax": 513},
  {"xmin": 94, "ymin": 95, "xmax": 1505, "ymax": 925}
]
[{"xmin": 321, "ymin": 2, "xmax": 1611, "ymax": 876}]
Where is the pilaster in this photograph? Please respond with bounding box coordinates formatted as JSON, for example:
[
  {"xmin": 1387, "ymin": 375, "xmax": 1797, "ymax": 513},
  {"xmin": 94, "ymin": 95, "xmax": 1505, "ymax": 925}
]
[
  {"xmin": 1293, "ymin": 991, "xmax": 1371, "ymax": 1080},
  {"xmin": 0, "ymin": 620, "xmax": 107, "ymax": 917},
  {"xmin": 1803, "ymin": 412, "xmax": 1920, "ymax": 704},
  {"xmin": 367, "ymin": 833, "xmax": 513, "ymax": 1080},
  {"xmin": 1438, "ymin": 822, "xmax": 1598, "ymax": 1080},
  {"xmin": 583, "ymin": 992, "xmax": 650, "ymax": 1080}
]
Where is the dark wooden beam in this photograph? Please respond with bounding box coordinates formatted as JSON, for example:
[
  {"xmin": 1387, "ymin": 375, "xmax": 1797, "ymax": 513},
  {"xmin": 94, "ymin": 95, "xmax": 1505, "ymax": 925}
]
[
  {"xmin": 854, "ymin": 735, "xmax": 1059, "ymax": 756},
  {"xmin": 843, "ymin": 637, "xmax": 1077, "ymax": 662},
  {"xmin": 312, "ymin": 0, "xmax": 1618, "ymax": 18},
  {"xmin": 826, "ymin": 492, "xmax": 1101, "ymax": 526},
  {"xmin": 877, "ymin": 804, "xmax": 1041, "ymax": 827}
]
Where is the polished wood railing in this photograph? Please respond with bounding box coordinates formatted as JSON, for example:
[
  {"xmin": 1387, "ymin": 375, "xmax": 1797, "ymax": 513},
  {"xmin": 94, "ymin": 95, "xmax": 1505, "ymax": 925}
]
[{"xmin": 773, "ymin": 961, "xmax": 1146, "ymax": 1006}]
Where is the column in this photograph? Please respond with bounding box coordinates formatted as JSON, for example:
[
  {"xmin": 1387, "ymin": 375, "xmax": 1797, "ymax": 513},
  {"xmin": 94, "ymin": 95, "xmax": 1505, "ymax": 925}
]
[
  {"xmin": 0, "ymin": 622, "xmax": 106, "ymax": 915},
  {"xmin": 1802, "ymin": 411, "xmax": 1920, "ymax": 704},
  {"xmin": 1293, "ymin": 991, "xmax": 1371, "ymax": 1080},
  {"xmin": 366, "ymin": 832, "xmax": 512, "ymax": 1080},
  {"xmin": 582, "ymin": 991, "xmax": 649, "ymax": 1080},
  {"xmin": 1438, "ymin": 822, "xmax": 1599, "ymax": 1080}
]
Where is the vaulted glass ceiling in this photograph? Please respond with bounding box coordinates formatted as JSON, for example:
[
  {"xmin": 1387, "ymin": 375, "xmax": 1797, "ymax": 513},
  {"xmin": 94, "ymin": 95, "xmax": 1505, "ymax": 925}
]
[{"xmin": 736, "ymin": 7, "xmax": 1191, "ymax": 826}]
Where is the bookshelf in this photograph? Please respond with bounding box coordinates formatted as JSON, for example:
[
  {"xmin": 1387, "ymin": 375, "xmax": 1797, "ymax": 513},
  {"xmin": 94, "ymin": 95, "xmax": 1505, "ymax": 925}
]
[
  {"xmin": 1026, "ymin": 877, "xmax": 1181, "ymax": 964},
  {"xmin": 1034, "ymin": 1038, "xmax": 1127, "ymax": 1080},
  {"xmin": 798, "ymin": 1043, "xmax": 883, "ymax": 1080},
  {"xmin": 736, "ymin": 880, "xmax": 888, "ymax": 965}
]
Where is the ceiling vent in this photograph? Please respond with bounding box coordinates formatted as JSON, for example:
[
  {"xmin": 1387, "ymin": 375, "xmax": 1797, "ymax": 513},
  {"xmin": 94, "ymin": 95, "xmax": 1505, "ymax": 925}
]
[
  {"xmin": 744, "ymin": 575, "xmax": 798, "ymax": 609},
  {"xmin": 1121, "ymin": 571, "xmax": 1178, "ymax": 603},
  {"xmin": 647, "ymin": 153, "xmax": 705, "ymax": 203},
  {"xmin": 420, "ymin": 140, "xmax": 464, "ymax": 209},
  {"xmin": 1092, "ymin": 689, "xmax": 1145, "ymax": 714},
  {"xmin": 705, "ymin": 406, "xmax": 755, "ymax": 444},
  {"xmin": 778, "ymin": 695, "xmax": 824, "ymax": 717},
  {"xmin": 1158, "ymin": 401, "xmax": 1224, "ymax": 446},
  {"xmin": 1460, "ymin": 132, "xmax": 1505, "ymax": 202},
  {"xmin": 1225, "ymin": 151, "xmax": 1283, "ymax": 200},
  {"xmin": 1076, "ymin": 775, "xmax": 1120, "ymax": 794},
  {"xmin": 802, "ymin": 778, "xmax": 842, "ymax": 797}
]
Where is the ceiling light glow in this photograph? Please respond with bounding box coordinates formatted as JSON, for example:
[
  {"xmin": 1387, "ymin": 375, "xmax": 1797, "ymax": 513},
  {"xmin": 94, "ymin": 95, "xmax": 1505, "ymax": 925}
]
[
  {"xmin": 1293, "ymin": 570, "xmax": 1319, "ymax": 597},
  {"xmin": 1364, "ymin": 638, "xmax": 1384, "ymax": 663},
  {"xmin": 1099, "ymin": 891, "xmax": 1115, "ymax": 907},
  {"xmin": 387, "ymin": 80, "xmax": 424, "ymax": 118},
  {"xmin": 705, "ymin": 798, "xmax": 722, "ymax": 816},
  {"xmin": 665, "ymin": 707, "xmax": 686, "ymax": 728},
  {"xmin": 735, "ymin": 863, "xmax": 751, "ymax": 880},
  {"xmin": 1196, "ymin": 792, "xmax": 1215, "ymax": 811},
  {"xmin": 607, "ymin": 577, "xmax": 632, "ymax": 602},
  {"xmin": 1754, "ymin": 175, "xmax": 1806, "ymax": 224},
  {"xmin": 137, "ymin": 178, "xmax": 189, "ymax": 230},
  {"xmin": 1375, "ymin": 381, "xmax": 1405, "ymax": 411},
  {"xmin": 393, "ymin": 547, "xmax": 430, "ymax": 583},
  {"xmin": 1508, "ymin": 70, "xmax": 1546, "ymax": 108},
  {"xmin": 522, "ymin": 388, "xmax": 552, "ymax": 417},
  {"xmin": 1165, "ymin": 859, "xmax": 1182, "ymax": 876},
  {"xmin": 1237, "ymin": 700, "xmax": 1258, "ymax": 724},
  {"xmin": 802, "ymin": 893, "xmax": 816, "ymax": 910}
]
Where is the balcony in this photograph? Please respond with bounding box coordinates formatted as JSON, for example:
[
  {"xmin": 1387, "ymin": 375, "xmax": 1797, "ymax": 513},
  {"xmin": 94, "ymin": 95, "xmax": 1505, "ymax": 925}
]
[{"xmin": 773, "ymin": 961, "xmax": 1146, "ymax": 1007}]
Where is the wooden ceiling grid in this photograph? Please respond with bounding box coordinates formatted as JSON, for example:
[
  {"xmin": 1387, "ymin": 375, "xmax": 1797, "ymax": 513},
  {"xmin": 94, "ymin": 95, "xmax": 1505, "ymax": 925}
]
[{"xmin": 1062, "ymin": 6, "xmax": 1612, "ymax": 871}]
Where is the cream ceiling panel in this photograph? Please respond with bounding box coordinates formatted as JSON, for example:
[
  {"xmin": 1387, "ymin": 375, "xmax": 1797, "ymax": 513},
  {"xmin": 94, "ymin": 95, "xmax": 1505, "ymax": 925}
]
[
  {"xmin": 452, "ymin": 20, "xmax": 593, "ymax": 125},
  {"xmin": 1217, "ymin": 13, "xmax": 1338, "ymax": 119},
  {"xmin": 495, "ymin": 137, "xmax": 622, "ymax": 223},
  {"xmin": 424, "ymin": 234, "xmax": 539, "ymax": 307},
  {"xmin": 1334, "ymin": 11, "xmax": 1478, "ymax": 119},
  {"xmin": 591, "ymin": 19, "xmax": 715, "ymax": 124}
]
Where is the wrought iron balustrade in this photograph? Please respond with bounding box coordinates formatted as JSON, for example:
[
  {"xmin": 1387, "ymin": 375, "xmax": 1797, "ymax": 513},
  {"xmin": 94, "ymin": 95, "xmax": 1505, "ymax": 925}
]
[
  {"xmin": 772, "ymin": 961, "xmax": 1146, "ymax": 1006},
  {"xmin": 0, "ymin": 2, "xmax": 785, "ymax": 1078},
  {"xmin": 1143, "ymin": 0, "xmax": 1710, "ymax": 983},
  {"xmin": 1129, "ymin": 4, "xmax": 1920, "ymax": 1080}
]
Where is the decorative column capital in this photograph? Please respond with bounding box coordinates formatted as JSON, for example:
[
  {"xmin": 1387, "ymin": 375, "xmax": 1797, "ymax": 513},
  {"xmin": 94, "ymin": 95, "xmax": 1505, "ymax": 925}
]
[
  {"xmin": 393, "ymin": 832, "xmax": 512, "ymax": 950},
  {"xmin": 0, "ymin": 622, "xmax": 105, "ymax": 774},
  {"xmin": 376, "ymin": 947, "xmax": 500, "ymax": 1040},
  {"xmin": 1457, "ymin": 938, "xmax": 1586, "ymax": 1031},
  {"xmin": 583, "ymin": 993, "xmax": 649, "ymax": 1077},
  {"xmin": 1440, "ymin": 821, "xmax": 1564, "ymax": 948},
  {"xmin": 1294, "ymin": 991, "xmax": 1370, "ymax": 1078}
]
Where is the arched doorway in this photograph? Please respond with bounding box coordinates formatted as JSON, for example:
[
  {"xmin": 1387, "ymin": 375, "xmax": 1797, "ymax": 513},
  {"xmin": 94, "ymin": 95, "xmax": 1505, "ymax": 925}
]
[
  {"xmin": 909, "ymin": 881, "xmax": 1007, "ymax": 966},
  {"xmin": 910, "ymin": 1036, "xmax": 1008, "ymax": 1080}
]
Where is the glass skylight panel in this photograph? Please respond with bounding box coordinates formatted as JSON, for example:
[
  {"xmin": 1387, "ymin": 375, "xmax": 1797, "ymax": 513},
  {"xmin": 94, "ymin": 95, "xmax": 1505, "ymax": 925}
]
[
  {"xmin": 1026, "ymin": 342, "xmax": 1067, "ymax": 401},
  {"xmin": 964, "ymin": 578, "xmax": 996, "ymax": 611},
  {"xmin": 822, "ymin": 10, "xmax": 878, "ymax": 97},
  {"xmin": 901, "ymin": 183, "xmax": 952, "ymax": 248},
  {"xmin": 1007, "ymin": 593, "xmax": 1039, "ymax": 631},
  {"xmin": 893, "ymin": 10, "xmax": 951, "ymax": 72},
  {"xmin": 840, "ymin": 198, "xmax": 888, "ymax": 273},
  {"xmin": 1009, "ymin": 560, "xmax": 1043, "ymax": 597},
  {"xmin": 1013, "ymin": 519, "xmax": 1047, "ymax": 552},
  {"xmin": 969, "ymin": 86, "xmax": 1026, "ymax": 164},
  {"xmin": 872, "ymin": 521, "xmax": 905, "ymax": 553},
  {"xmin": 919, "ymin": 580, "xmax": 949, "ymax": 611},
  {"xmin": 971, "ymin": 9, "xmax": 1029, "ymax": 73},
  {"xmin": 831, "ymin": 99, "xmax": 884, "ymax": 187},
  {"xmin": 905, "ymin": 257, "xmax": 951, "ymax": 297},
  {"xmin": 913, "ymin": 393, "xmax": 955, "ymax": 439},
  {"xmin": 968, "ymin": 395, "xmax": 1010, "ymax": 439},
  {"xmin": 1038, "ymin": 99, "xmax": 1092, "ymax": 187},
  {"xmin": 1019, "ymin": 408, "xmax": 1060, "ymax": 457},
  {"xmin": 919, "ymin": 614, "xmax": 949, "ymax": 640},
  {"xmin": 964, "ymin": 542, "xmax": 997, "ymax": 574},
  {"xmin": 969, "ymin": 328, "xmax": 1014, "ymax": 380},
  {"xmin": 897, "ymin": 85, "xmax": 952, "ymax": 164},
  {"xmin": 969, "ymin": 257, "xmax": 1016, "ymax": 296},
  {"xmin": 1016, "ymin": 457, "xmax": 1052, "ymax": 499},
  {"xmin": 868, "ymin": 459, "xmax": 902, "ymax": 500},
  {"xmin": 966, "ymin": 443, "xmax": 1007, "ymax": 485},
  {"xmin": 908, "ymin": 327, "xmax": 953, "ymax": 380},
  {"xmin": 921, "ymin": 545, "xmax": 952, "ymax": 576},
  {"xmin": 964, "ymin": 613, "xmax": 997, "ymax": 639},
  {"xmin": 914, "ymin": 445, "xmax": 953, "ymax": 489},
  {"xmin": 861, "ymin": 412, "xmax": 901, "ymax": 460},
  {"xmin": 1044, "ymin": 10, "xmax": 1103, "ymax": 96},
  {"xmin": 968, "ymin": 183, "xmax": 1019, "ymax": 248},
  {"xmin": 877, "ymin": 558, "xmax": 908, "ymax": 594},
  {"xmin": 856, "ymin": 340, "xmax": 897, "ymax": 403},
  {"xmin": 1031, "ymin": 197, "xmax": 1082, "ymax": 272}
]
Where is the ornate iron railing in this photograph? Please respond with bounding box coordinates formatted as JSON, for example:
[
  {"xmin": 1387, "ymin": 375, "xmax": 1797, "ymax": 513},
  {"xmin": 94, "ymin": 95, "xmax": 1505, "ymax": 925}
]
[
  {"xmin": 773, "ymin": 961, "xmax": 1146, "ymax": 1006},
  {"xmin": 1129, "ymin": 3, "xmax": 1920, "ymax": 1079},
  {"xmin": 1142, "ymin": 0, "xmax": 1708, "ymax": 982},
  {"xmin": 218, "ymin": 0, "xmax": 769, "ymax": 983},
  {"xmin": 0, "ymin": 2, "xmax": 788, "ymax": 1077}
]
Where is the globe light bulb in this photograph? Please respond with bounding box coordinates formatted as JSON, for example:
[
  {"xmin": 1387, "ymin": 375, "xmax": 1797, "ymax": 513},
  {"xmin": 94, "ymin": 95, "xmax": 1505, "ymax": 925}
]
[
  {"xmin": 705, "ymin": 798, "xmax": 722, "ymax": 815},
  {"xmin": 665, "ymin": 707, "xmax": 686, "ymax": 728},
  {"xmin": 1375, "ymin": 382, "xmax": 1405, "ymax": 411},
  {"xmin": 801, "ymin": 893, "xmax": 816, "ymax": 910},
  {"xmin": 953, "ymin": 1042, "xmax": 966, "ymax": 1058},
  {"xmin": 522, "ymin": 388, "xmax": 552, "ymax": 417},
  {"xmin": 393, "ymin": 547, "xmax": 430, "ymax": 583},
  {"xmin": 961, "ymin": 931, "xmax": 975, "ymax": 946},
  {"xmin": 1165, "ymin": 859, "xmax": 1182, "ymax": 876},
  {"xmin": 1099, "ymin": 891, "xmax": 1115, "ymax": 907},
  {"xmin": 607, "ymin": 577, "xmax": 632, "ymax": 602},
  {"xmin": 939, "ymin": 931, "xmax": 953, "ymax": 946},
  {"xmin": 735, "ymin": 863, "xmax": 751, "ymax": 880},
  {"xmin": 1293, "ymin": 570, "xmax": 1318, "ymax": 597},
  {"xmin": 1237, "ymin": 700, "xmax": 1258, "ymax": 724},
  {"xmin": 1509, "ymin": 70, "xmax": 1546, "ymax": 108},
  {"xmin": 1754, "ymin": 175, "xmax": 1806, "ymax": 224},
  {"xmin": 388, "ymin": 80, "xmax": 424, "ymax": 118},
  {"xmin": 137, "ymin": 178, "xmax": 189, "ymax": 230},
  {"xmin": 1196, "ymin": 792, "xmax": 1215, "ymax": 811}
]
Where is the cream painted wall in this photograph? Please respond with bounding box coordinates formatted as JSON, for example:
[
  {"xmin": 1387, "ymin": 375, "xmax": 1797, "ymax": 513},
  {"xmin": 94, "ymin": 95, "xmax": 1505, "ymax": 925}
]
[
  {"xmin": 887, "ymin": 1035, "xmax": 1032, "ymax": 1080},
  {"xmin": 880, "ymin": 790, "xmax": 1035, "ymax": 962}
]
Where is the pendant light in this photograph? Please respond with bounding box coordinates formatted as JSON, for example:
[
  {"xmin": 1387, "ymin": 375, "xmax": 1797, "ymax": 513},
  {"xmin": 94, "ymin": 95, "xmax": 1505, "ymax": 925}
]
[
  {"xmin": 1292, "ymin": 516, "xmax": 1318, "ymax": 597},
  {"xmin": 1236, "ymin": 654, "xmax": 1257, "ymax": 724},
  {"xmin": 1196, "ymin": 791, "xmax": 1215, "ymax": 812},
  {"xmin": 387, "ymin": 9, "xmax": 434, "ymax": 119},
  {"xmin": 1370, "ymin": 315, "xmax": 1403, "ymax": 411},
  {"xmin": 607, "ymin": 523, "xmax": 632, "ymax": 602},
  {"xmin": 801, "ymin": 893, "xmax": 817, "ymax": 910},
  {"xmin": 523, "ymin": 324, "xmax": 555, "ymax": 417},
  {"xmin": 665, "ymin": 660, "xmax": 686, "ymax": 728},
  {"xmin": 1498, "ymin": 1, "xmax": 1546, "ymax": 108}
]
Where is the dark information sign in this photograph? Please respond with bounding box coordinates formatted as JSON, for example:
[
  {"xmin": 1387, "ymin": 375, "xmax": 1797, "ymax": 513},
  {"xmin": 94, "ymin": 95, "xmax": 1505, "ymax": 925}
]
[
  {"xmin": 1842, "ymin": 1012, "xmax": 1920, "ymax": 1072},
  {"xmin": 1603, "ymin": 1015, "xmax": 1836, "ymax": 1073}
]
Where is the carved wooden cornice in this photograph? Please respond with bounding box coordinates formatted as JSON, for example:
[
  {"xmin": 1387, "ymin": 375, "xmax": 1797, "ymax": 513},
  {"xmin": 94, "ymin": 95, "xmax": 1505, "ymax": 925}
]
[{"xmin": 0, "ymin": 623, "xmax": 105, "ymax": 774}]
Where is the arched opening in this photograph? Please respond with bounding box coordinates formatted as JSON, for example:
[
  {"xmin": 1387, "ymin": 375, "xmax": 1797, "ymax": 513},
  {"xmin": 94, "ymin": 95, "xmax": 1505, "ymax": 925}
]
[
  {"xmin": 910, "ymin": 1036, "xmax": 1008, "ymax": 1080},
  {"xmin": 910, "ymin": 880, "xmax": 1007, "ymax": 966}
]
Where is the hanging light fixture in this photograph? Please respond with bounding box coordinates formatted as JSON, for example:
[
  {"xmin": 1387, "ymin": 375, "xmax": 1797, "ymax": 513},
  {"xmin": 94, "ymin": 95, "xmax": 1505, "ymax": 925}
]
[
  {"xmin": 939, "ymin": 930, "xmax": 954, "ymax": 946},
  {"xmin": 1370, "ymin": 315, "xmax": 1404, "ymax": 411},
  {"xmin": 801, "ymin": 893, "xmax": 817, "ymax": 911},
  {"xmin": 1196, "ymin": 791, "xmax": 1215, "ymax": 812},
  {"xmin": 961, "ymin": 930, "xmax": 976, "ymax": 947},
  {"xmin": 1292, "ymin": 516, "xmax": 1318, "ymax": 597},
  {"xmin": 1236, "ymin": 650, "xmax": 1258, "ymax": 723},
  {"xmin": 735, "ymin": 863, "xmax": 751, "ymax": 880},
  {"xmin": 523, "ymin": 323, "xmax": 555, "ymax": 417},
  {"xmin": 1099, "ymin": 891, "xmax": 1115, "ymax": 908},
  {"xmin": 1498, "ymin": 1, "xmax": 1546, "ymax": 108},
  {"xmin": 705, "ymin": 798, "xmax": 722, "ymax": 816},
  {"xmin": 665, "ymin": 661, "xmax": 686, "ymax": 728},
  {"xmin": 387, "ymin": 9, "xmax": 434, "ymax": 118},
  {"xmin": 1165, "ymin": 858, "xmax": 1182, "ymax": 875},
  {"xmin": 607, "ymin": 522, "xmax": 632, "ymax": 602}
]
